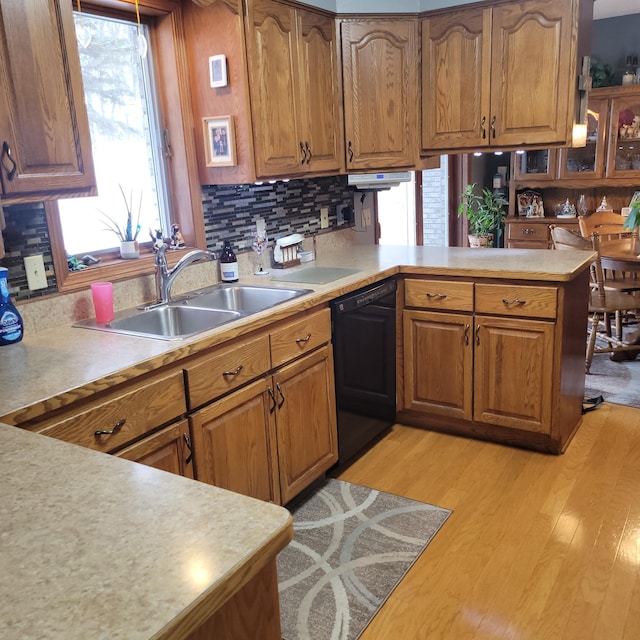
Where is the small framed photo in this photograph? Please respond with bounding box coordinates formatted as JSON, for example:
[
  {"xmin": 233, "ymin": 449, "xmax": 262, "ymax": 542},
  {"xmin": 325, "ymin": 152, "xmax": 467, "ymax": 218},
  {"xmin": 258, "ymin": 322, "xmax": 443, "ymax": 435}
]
[
  {"xmin": 209, "ymin": 55, "xmax": 228, "ymax": 88},
  {"xmin": 203, "ymin": 116, "xmax": 236, "ymax": 167}
]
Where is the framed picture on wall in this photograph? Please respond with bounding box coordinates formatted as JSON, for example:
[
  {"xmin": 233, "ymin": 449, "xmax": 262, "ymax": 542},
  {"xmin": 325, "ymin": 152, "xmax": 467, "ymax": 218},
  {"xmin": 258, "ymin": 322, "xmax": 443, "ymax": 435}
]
[{"xmin": 203, "ymin": 116, "xmax": 236, "ymax": 167}]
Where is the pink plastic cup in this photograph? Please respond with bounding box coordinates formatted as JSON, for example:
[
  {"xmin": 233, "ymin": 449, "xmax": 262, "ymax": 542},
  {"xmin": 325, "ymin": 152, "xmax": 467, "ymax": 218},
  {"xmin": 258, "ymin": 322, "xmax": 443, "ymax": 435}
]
[{"xmin": 90, "ymin": 282, "xmax": 114, "ymax": 324}]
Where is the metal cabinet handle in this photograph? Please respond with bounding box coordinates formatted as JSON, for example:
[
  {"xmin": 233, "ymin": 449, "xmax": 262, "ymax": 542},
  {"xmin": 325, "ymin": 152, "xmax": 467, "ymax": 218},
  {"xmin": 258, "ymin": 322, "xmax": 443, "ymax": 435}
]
[
  {"xmin": 348, "ymin": 141, "xmax": 354, "ymax": 162},
  {"xmin": 426, "ymin": 293, "xmax": 447, "ymax": 300},
  {"xmin": 295, "ymin": 333, "xmax": 312, "ymax": 343},
  {"xmin": 502, "ymin": 298, "xmax": 526, "ymax": 307},
  {"xmin": 490, "ymin": 115, "xmax": 496, "ymax": 139},
  {"xmin": 276, "ymin": 382, "xmax": 285, "ymax": 409},
  {"xmin": 480, "ymin": 115, "xmax": 487, "ymax": 139},
  {"xmin": 94, "ymin": 418, "xmax": 126, "ymax": 437},
  {"xmin": 222, "ymin": 365, "xmax": 243, "ymax": 377},
  {"xmin": 522, "ymin": 228, "xmax": 535, "ymax": 235},
  {"xmin": 1, "ymin": 141, "xmax": 17, "ymax": 181},
  {"xmin": 464, "ymin": 324, "xmax": 470, "ymax": 345},
  {"xmin": 305, "ymin": 141, "xmax": 312, "ymax": 163},
  {"xmin": 183, "ymin": 433, "xmax": 193, "ymax": 465},
  {"xmin": 268, "ymin": 387, "xmax": 277, "ymax": 414},
  {"xmin": 300, "ymin": 141, "xmax": 307, "ymax": 164},
  {"xmin": 475, "ymin": 324, "xmax": 480, "ymax": 346}
]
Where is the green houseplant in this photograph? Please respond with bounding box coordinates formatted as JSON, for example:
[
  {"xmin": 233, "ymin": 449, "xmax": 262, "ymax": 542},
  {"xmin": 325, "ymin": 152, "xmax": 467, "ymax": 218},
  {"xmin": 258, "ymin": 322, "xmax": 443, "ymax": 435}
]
[
  {"xmin": 623, "ymin": 199, "xmax": 640, "ymax": 236},
  {"xmin": 100, "ymin": 185, "xmax": 143, "ymax": 259},
  {"xmin": 457, "ymin": 183, "xmax": 508, "ymax": 248}
]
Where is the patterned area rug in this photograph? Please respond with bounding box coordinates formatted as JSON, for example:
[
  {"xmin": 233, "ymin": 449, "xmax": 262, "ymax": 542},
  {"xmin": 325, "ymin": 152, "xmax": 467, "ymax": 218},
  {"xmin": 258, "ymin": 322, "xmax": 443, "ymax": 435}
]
[
  {"xmin": 584, "ymin": 353, "xmax": 640, "ymax": 408},
  {"xmin": 277, "ymin": 479, "xmax": 451, "ymax": 640}
]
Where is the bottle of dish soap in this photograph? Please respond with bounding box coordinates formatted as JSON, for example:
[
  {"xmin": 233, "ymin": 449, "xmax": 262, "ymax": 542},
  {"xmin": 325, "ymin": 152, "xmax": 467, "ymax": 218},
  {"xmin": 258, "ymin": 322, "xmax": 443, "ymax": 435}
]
[
  {"xmin": 220, "ymin": 241, "xmax": 239, "ymax": 282},
  {"xmin": 0, "ymin": 267, "xmax": 23, "ymax": 346}
]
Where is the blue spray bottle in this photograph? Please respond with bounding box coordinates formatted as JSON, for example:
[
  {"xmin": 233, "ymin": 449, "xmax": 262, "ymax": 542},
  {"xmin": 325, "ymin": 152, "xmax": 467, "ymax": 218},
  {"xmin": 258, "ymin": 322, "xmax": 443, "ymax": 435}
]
[{"xmin": 0, "ymin": 267, "xmax": 23, "ymax": 345}]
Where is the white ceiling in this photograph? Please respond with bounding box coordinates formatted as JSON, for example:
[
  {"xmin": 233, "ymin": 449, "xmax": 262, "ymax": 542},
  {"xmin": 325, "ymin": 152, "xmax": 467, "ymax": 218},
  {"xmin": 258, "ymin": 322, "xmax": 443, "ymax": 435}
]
[{"xmin": 302, "ymin": 0, "xmax": 640, "ymax": 19}]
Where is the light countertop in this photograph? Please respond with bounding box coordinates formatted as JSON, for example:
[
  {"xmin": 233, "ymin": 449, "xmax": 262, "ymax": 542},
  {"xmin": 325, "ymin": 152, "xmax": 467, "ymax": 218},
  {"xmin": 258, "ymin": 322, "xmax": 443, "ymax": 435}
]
[
  {"xmin": 0, "ymin": 422, "xmax": 292, "ymax": 640},
  {"xmin": 0, "ymin": 244, "xmax": 593, "ymax": 423}
]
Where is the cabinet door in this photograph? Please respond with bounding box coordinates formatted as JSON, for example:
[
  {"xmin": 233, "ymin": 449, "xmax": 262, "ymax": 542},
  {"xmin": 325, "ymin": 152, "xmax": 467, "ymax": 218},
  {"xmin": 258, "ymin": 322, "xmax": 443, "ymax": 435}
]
[
  {"xmin": 245, "ymin": 0, "xmax": 302, "ymax": 177},
  {"xmin": 558, "ymin": 95, "xmax": 608, "ymax": 180},
  {"xmin": 116, "ymin": 420, "xmax": 194, "ymax": 479},
  {"xmin": 474, "ymin": 316, "xmax": 554, "ymax": 434},
  {"xmin": 421, "ymin": 8, "xmax": 491, "ymax": 151},
  {"xmin": 402, "ymin": 309, "xmax": 473, "ymax": 421},
  {"xmin": 274, "ymin": 345, "xmax": 337, "ymax": 504},
  {"xmin": 0, "ymin": 0, "xmax": 95, "ymax": 201},
  {"xmin": 296, "ymin": 8, "xmax": 343, "ymax": 174},
  {"xmin": 605, "ymin": 94, "xmax": 640, "ymax": 179},
  {"xmin": 190, "ymin": 377, "xmax": 279, "ymax": 504},
  {"xmin": 512, "ymin": 149, "xmax": 558, "ymax": 182},
  {"xmin": 341, "ymin": 19, "xmax": 418, "ymax": 170},
  {"xmin": 490, "ymin": 0, "xmax": 575, "ymax": 147}
]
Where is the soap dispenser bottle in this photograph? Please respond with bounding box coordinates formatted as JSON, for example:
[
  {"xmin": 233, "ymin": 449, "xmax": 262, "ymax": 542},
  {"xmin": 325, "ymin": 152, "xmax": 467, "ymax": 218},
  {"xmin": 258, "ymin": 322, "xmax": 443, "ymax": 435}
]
[
  {"xmin": 220, "ymin": 241, "xmax": 239, "ymax": 282},
  {"xmin": 0, "ymin": 267, "xmax": 23, "ymax": 346}
]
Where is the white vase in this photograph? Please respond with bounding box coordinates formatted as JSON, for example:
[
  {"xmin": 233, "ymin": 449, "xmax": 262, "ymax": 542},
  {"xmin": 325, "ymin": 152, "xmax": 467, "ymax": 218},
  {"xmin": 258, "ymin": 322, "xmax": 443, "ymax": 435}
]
[{"xmin": 119, "ymin": 240, "xmax": 140, "ymax": 259}]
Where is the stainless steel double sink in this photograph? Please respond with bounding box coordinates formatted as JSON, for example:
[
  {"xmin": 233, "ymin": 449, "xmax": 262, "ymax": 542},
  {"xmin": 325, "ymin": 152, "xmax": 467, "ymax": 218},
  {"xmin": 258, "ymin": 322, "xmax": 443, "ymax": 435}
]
[{"xmin": 74, "ymin": 283, "xmax": 313, "ymax": 340}]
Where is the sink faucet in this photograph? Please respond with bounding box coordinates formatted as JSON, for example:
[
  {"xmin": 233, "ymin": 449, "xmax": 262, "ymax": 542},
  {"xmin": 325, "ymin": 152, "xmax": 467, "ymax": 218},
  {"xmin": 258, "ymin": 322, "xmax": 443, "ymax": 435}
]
[{"xmin": 154, "ymin": 243, "xmax": 217, "ymax": 305}]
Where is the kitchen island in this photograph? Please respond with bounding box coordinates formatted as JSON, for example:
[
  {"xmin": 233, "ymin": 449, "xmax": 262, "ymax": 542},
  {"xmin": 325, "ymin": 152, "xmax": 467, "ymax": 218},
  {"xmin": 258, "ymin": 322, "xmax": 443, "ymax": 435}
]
[{"xmin": 0, "ymin": 422, "xmax": 292, "ymax": 640}]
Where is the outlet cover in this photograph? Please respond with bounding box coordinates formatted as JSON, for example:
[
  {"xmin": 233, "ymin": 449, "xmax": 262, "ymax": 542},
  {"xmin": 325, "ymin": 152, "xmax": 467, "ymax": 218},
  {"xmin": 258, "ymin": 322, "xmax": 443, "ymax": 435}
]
[
  {"xmin": 24, "ymin": 254, "xmax": 48, "ymax": 290},
  {"xmin": 320, "ymin": 207, "xmax": 329, "ymax": 229}
]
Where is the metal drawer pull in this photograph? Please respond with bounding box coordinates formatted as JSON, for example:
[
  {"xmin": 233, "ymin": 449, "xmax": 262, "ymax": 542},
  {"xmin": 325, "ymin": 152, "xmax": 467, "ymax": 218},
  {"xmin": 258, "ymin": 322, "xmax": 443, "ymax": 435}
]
[
  {"xmin": 183, "ymin": 433, "xmax": 193, "ymax": 465},
  {"xmin": 300, "ymin": 141, "xmax": 307, "ymax": 164},
  {"xmin": 348, "ymin": 141, "xmax": 354, "ymax": 162},
  {"xmin": 1, "ymin": 141, "xmax": 17, "ymax": 181},
  {"xmin": 426, "ymin": 293, "xmax": 447, "ymax": 300},
  {"xmin": 502, "ymin": 298, "xmax": 526, "ymax": 306},
  {"xmin": 305, "ymin": 141, "xmax": 312, "ymax": 162},
  {"xmin": 464, "ymin": 324, "xmax": 470, "ymax": 345},
  {"xmin": 475, "ymin": 325, "xmax": 480, "ymax": 346},
  {"xmin": 268, "ymin": 387, "xmax": 277, "ymax": 414},
  {"xmin": 276, "ymin": 383, "xmax": 285, "ymax": 409},
  {"xmin": 522, "ymin": 228, "xmax": 535, "ymax": 235},
  {"xmin": 490, "ymin": 115, "xmax": 496, "ymax": 138},
  {"xmin": 480, "ymin": 115, "xmax": 486, "ymax": 139},
  {"xmin": 222, "ymin": 365, "xmax": 244, "ymax": 377},
  {"xmin": 295, "ymin": 333, "xmax": 312, "ymax": 343},
  {"xmin": 94, "ymin": 418, "xmax": 126, "ymax": 437}
]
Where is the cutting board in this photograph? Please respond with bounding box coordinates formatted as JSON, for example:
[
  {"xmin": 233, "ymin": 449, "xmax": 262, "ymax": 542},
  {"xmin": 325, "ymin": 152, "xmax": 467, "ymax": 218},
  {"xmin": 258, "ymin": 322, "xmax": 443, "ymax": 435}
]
[{"xmin": 270, "ymin": 267, "xmax": 360, "ymax": 285}]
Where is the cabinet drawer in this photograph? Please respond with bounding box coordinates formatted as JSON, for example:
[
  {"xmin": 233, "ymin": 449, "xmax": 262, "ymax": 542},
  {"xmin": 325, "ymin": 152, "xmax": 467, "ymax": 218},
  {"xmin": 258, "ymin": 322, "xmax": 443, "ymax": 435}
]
[
  {"xmin": 37, "ymin": 370, "xmax": 187, "ymax": 454},
  {"xmin": 270, "ymin": 307, "xmax": 331, "ymax": 368},
  {"xmin": 184, "ymin": 332, "xmax": 271, "ymax": 409},
  {"xmin": 475, "ymin": 284, "xmax": 558, "ymax": 319},
  {"xmin": 404, "ymin": 279, "xmax": 474, "ymax": 312},
  {"xmin": 507, "ymin": 222, "xmax": 549, "ymax": 244}
]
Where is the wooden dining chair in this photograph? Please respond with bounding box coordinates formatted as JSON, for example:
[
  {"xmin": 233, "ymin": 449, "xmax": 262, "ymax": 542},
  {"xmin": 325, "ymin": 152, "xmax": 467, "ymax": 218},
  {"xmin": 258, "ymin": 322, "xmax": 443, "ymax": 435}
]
[
  {"xmin": 577, "ymin": 211, "xmax": 640, "ymax": 289},
  {"xmin": 550, "ymin": 226, "xmax": 640, "ymax": 372}
]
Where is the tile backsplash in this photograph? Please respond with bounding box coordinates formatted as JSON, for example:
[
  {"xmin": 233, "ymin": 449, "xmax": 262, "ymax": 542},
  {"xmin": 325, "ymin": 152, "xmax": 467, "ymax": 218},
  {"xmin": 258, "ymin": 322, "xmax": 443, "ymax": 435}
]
[{"xmin": 2, "ymin": 175, "xmax": 356, "ymax": 302}]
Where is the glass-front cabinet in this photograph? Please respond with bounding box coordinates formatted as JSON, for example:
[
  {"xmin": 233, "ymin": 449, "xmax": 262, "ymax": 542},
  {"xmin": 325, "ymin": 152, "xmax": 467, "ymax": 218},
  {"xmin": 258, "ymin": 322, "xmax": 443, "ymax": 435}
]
[
  {"xmin": 558, "ymin": 95, "xmax": 608, "ymax": 180},
  {"xmin": 606, "ymin": 93, "xmax": 640, "ymax": 179},
  {"xmin": 512, "ymin": 149, "xmax": 557, "ymax": 181}
]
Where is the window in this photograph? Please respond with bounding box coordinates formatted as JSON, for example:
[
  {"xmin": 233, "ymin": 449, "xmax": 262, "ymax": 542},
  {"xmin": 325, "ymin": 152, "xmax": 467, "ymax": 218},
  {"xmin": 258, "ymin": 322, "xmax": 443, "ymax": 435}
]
[
  {"xmin": 58, "ymin": 11, "xmax": 171, "ymax": 256},
  {"xmin": 45, "ymin": 0, "xmax": 206, "ymax": 293}
]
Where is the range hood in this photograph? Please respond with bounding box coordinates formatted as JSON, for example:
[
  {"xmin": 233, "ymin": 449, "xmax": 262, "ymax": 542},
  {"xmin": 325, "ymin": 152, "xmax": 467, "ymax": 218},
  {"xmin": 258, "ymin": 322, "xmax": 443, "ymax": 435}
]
[{"xmin": 347, "ymin": 171, "xmax": 412, "ymax": 190}]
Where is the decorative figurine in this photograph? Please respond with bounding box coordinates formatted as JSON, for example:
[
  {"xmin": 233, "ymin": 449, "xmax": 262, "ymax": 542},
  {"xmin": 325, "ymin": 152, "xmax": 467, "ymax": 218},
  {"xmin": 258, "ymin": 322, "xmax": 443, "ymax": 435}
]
[
  {"xmin": 150, "ymin": 228, "xmax": 164, "ymax": 252},
  {"xmin": 170, "ymin": 223, "xmax": 185, "ymax": 249}
]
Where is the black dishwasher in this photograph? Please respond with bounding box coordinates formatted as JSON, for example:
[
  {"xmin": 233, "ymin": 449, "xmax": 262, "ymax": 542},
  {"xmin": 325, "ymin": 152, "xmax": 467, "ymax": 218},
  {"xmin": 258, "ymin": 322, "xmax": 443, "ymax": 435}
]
[{"xmin": 330, "ymin": 278, "xmax": 397, "ymax": 466}]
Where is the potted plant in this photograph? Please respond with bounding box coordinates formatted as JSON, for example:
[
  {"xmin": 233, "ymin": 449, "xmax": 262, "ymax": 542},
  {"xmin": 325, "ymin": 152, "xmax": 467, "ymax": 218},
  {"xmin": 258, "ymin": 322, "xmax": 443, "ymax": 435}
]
[
  {"xmin": 457, "ymin": 183, "xmax": 508, "ymax": 248},
  {"xmin": 100, "ymin": 185, "xmax": 143, "ymax": 259},
  {"xmin": 623, "ymin": 198, "xmax": 640, "ymax": 237}
]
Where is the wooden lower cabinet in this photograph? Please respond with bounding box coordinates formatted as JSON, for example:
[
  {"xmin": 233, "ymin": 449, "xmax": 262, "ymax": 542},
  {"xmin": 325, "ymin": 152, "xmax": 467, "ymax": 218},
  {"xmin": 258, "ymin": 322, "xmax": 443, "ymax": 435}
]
[
  {"xmin": 274, "ymin": 345, "xmax": 337, "ymax": 504},
  {"xmin": 474, "ymin": 316, "xmax": 554, "ymax": 434},
  {"xmin": 116, "ymin": 420, "xmax": 194, "ymax": 479},
  {"xmin": 190, "ymin": 344, "xmax": 337, "ymax": 505},
  {"xmin": 403, "ymin": 309, "xmax": 473, "ymax": 421},
  {"xmin": 400, "ymin": 276, "xmax": 587, "ymax": 453},
  {"xmin": 190, "ymin": 378, "xmax": 279, "ymax": 504}
]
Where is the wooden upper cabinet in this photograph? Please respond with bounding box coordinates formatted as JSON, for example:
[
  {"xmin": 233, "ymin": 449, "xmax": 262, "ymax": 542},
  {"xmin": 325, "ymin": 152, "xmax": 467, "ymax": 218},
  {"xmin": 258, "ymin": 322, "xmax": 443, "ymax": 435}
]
[
  {"xmin": 245, "ymin": 0, "xmax": 342, "ymax": 177},
  {"xmin": 422, "ymin": 0, "xmax": 590, "ymax": 153},
  {"xmin": 296, "ymin": 9, "xmax": 343, "ymax": 174},
  {"xmin": 0, "ymin": 0, "xmax": 95, "ymax": 203},
  {"xmin": 341, "ymin": 18, "xmax": 418, "ymax": 170},
  {"xmin": 422, "ymin": 8, "xmax": 491, "ymax": 151}
]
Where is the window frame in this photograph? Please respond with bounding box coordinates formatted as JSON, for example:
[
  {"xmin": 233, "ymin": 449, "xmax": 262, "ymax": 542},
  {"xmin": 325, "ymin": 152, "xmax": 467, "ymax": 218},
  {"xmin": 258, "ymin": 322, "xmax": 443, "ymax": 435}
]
[{"xmin": 48, "ymin": 0, "xmax": 206, "ymax": 292}]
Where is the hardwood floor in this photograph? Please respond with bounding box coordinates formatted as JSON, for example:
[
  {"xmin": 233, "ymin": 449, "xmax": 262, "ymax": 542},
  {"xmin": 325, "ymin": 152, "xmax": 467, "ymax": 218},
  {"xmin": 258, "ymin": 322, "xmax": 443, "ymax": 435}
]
[{"xmin": 334, "ymin": 402, "xmax": 640, "ymax": 639}]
